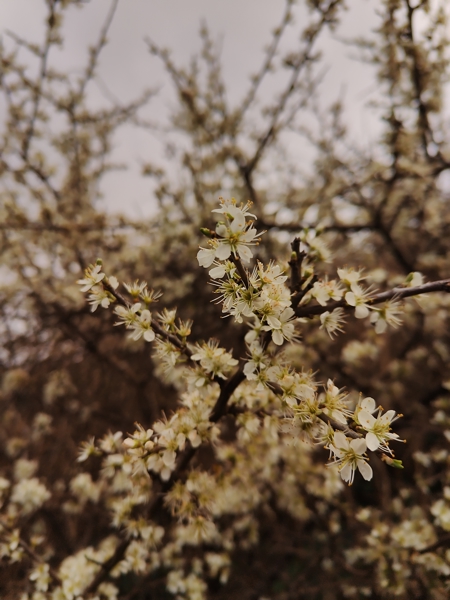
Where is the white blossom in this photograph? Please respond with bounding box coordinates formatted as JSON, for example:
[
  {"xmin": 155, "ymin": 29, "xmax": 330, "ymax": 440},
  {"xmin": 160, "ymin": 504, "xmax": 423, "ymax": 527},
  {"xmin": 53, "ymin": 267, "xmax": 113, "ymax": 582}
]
[
  {"xmin": 320, "ymin": 308, "xmax": 346, "ymax": 338},
  {"xmin": 328, "ymin": 432, "xmax": 373, "ymax": 485},
  {"xmin": 190, "ymin": 341, "xmax": 238, "ymax": 379},
  {"xmin": 337, "ymin": 267, "xmax": 364, "ymax": 286},
  {"xmin": 310, "ymin": 279, "xmax": 344, "ymax": 306},
  {"xmin": 370, "ymin": 300, "xmax": 403, "ymax": 334},
  {"xmin": 129, "ymin": 309, "xmax": 155, "ymax": 342},
  {"xmin": 76, "ymin": 264, "xmax": 105, "ymax": 292},
  {"xmin": 11, "ymin": 478, "xmax": 50, "ymax": 514},
  {"xmin": 262, "ymin": 307, "xmax": 297, "ymax": 346},
  {"xmin": 87, "ymin": 285, "xmax": 113, "ymax": 312},
  {"xmin": 29, "ymin": 563, "xmax": 51, "ymax": 592},
  {"xmin": 405, "ymin": 271, "xmax": 424, "ymax": 287},
  {"xmin": 358, "ymin": 408, "xmax": 401, "ymax": 452},
  {"xmin": 345, "ymin": 283, "xmax": 371, "ymax": 319}
]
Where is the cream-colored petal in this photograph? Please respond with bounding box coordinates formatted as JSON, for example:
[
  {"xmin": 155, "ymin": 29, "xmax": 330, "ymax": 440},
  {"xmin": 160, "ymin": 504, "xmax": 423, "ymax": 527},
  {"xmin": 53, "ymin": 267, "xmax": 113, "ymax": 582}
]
[
  {"xmin": 350, "ymin": 438, "xmax": 367, "ymax": 454},
  {"xmin": 358, "ymin": 460, "xmax": 373, "ymax": 481},
  {"xmin": 366, "ymin": 432, "xmax": 379, "ymax": 452},
  {"xmin": 359, "ymin": 410, "xmax": 376, "ymax": 429}
]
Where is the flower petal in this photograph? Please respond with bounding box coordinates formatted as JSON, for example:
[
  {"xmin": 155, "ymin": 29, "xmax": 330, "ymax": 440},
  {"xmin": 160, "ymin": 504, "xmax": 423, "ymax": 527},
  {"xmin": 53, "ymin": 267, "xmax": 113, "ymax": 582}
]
[
  {"xmin": 197, "ymin": 248, "xmax": 216, "ymax": 268},
  {"xmin": 366, "ymin": 432, "xmax": 379, "ymax": 451},
  {"xmin": 209, "ymin": 265, "xmax": 226, "ymax": 279},
  {"xmin": 358, "ymin": 460, "xmax": 373, "ymax": 481},
  {"xmin": 333, "ymin": 431, "xmax": 349, "ymax": 450},
  {"xmin": 272, "ymin": 330, "xmax": 284, "ymax": 346},
  {"xmin": 215, "ymin": 223, "xmax": 228, "ymax": 237},
  {"xmin": 237, "ymin": 244, "xmax": 253, "ymax": 263},
  {"xmin": 345, "ymin": 291, "xmax": 356, "ymax": 306},
  {"xmin": 355, "ymin": 305, "xmax": 370, "ymax": 319},
  {"xmin": 359, "ymin": 410, "xmax": 376, "ymax": 429},
  {"xmin": 215, "ymin": 243, "xmax": 232, "ymax": 260},
  {"xmin": 331, "ymin": 410, "xmax": 348, "ymax": 425},
  {"xmin": 144, "ymin": 329, "xmax": 155, "ymax": 342},
  {"xmin": 340, "ymin": 463, "xmax": 353, "ymax": 483},
  {"xmin": 361, "ymin": 397, "xmax": 376, "ymax": 413},
  {"xmin": 350, "ymin": 438, "xmax": 367, "ymax": 454},
  {"xmin": 380, "ymin": 410, "xmax": 396, "ymax": 424}
]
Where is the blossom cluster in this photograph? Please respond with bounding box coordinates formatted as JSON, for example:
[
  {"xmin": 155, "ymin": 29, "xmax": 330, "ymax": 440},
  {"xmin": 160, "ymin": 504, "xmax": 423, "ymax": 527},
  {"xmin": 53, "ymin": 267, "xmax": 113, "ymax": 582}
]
[
  {"xmin": 194, "ymin": 199, "xmax": 405, "ymax": 483},
  {"xmin": 197, "ymin": 198, "xmax": 297, "ymax": 345},
  {"xmin": 302, "ymin": 267, "xmax": 407, "ymax": 336},
  {"xmin": 75, "ymin": 200, "xmax": 406, "ymax": 493},
  {"xmin": 15, "ymin": 196, "xmax": 414, "ymax": 600},
  {"xmin": 0, "ymin": 195, "xmax": 444, "ymax": 600},
  {"xmin": 119, "ymin": 392, "xmax": 220, "ymax": 481}
]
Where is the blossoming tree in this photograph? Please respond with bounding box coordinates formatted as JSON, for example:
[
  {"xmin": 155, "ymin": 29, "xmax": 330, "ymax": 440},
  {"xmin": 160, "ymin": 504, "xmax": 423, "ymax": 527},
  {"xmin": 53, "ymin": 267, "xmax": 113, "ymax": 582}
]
[{"xmin": 2, "ymin": 1, "xmax": 450, "ymax": 599}]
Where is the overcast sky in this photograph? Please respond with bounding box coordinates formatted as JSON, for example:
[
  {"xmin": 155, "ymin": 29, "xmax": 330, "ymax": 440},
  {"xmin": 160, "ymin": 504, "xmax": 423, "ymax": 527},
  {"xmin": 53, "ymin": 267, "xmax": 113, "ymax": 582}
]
[{"xmin": 0, "ymin": 0, "xmax": 381, "ymax": 218}]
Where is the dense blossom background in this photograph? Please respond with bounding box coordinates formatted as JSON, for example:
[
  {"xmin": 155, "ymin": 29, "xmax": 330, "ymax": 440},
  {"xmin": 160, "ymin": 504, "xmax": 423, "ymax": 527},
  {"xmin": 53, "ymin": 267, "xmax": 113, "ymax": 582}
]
[{"xmin": 1, "ymin": 1, "xmax": 450, "ymax": 599}]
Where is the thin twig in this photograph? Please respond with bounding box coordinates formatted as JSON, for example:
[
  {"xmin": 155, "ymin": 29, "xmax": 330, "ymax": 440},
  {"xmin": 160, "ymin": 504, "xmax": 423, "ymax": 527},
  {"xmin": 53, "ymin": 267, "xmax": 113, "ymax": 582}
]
[
  {"xmin": 295, "ymin": 278, "xmax": 450, "ymax": 319},
  {"xmin": 0, "ymin": 518, "xmax": 62, "ymax": 586}
]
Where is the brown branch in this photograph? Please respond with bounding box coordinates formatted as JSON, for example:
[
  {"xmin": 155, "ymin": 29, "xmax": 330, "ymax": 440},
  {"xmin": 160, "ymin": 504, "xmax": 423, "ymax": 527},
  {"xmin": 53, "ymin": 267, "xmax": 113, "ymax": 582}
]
[
  {"xmin": 288, "ymin": 237, "xmax": 304, "ymax": 294},
  {"xmin": 83, "ymin": 358, "xmax": 247, "ymax": 595},
  {"xmin": 0, "ymin": 222, "xmax": 110, "ymax": 233},
  {"xmin": 30, "ymin": 290, "xmax": 144, "ymax": 387},
  {"xmin": 295, "ymin": 278, "xmax": 450, "ymax": 319},
  {"xmin": 77, "ymin": 0, "xmax": 119, "ymax": 100},
  {"xmin": 238, "ymin": 0, "xmax": 294, "ymax": 118},
  {"xmin": 405, "ymin": 0, "xmax": 433, "ymax": 155},
  {"xmin": 259, "ymin": 217, "xmax": 414, "ymax": 273},
  {"xmin": 371, "ymin": 200, "xmax": 414, "ymax": 274},
  {"xmin": 210, "ymin": 365, "xmax": 246, "ymax": 422},
  {"xmin": 288, "ymin": 238, "xmax": 316, "ymax": 309},
  {"xmin": 238, "ymin": 164, "xmax": 260, "ymax": 206},
  {"xmin": 418, "ymin": 533, "xmax": 450, "ymax": 554},
  {"xmin": 242, "ymin": 0, "xmax": 343, "ymax": 177},
  {"xmin": 231, "ymin": 256, "xmax": 250, "ymax": 289},
  {"xmin": 317, "ymin": 413, "xmax": 361, "ymax": 440},
  {"xmin": 101, "ymin": 279, "xmax": 194, "ymax": 360},
  {"xmin": 0, "ymin": 219, "xmax": 158, "ymax": 234},
  {"xmin": 18, "ymin": 160, "xmax": 62, "ymax": 203},
  {"xmin": 84, "ymin": 538, "xmax": 129, "ymax": 594},
  {"xmin": 0, "ymin": 517, "xmax": 62, "ymax": 586},
  {"xmin": 258, "ymin": 219, "xmax": 369, "ymax": 233},
  {"xmin": 21, "ymin": 0, "xmax": 56, "ymax": 159}
]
